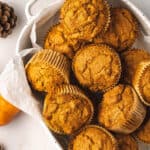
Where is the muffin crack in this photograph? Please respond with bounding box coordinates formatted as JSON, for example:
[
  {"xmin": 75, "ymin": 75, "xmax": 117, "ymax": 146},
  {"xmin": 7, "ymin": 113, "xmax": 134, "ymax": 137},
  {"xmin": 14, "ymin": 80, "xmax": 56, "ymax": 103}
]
[
  {"xmin": 83, "ymin": 133, "xmax": 95, "ymax": 145},
  {"xmin": 115, "ymin": 85, "xmax": 126, "ymax": 103},
  {"xmin": 80, "ymin": 54, "xmax": 114, "ymax": 84},
  {"xmin": 43, "ymin": 93, "xmax": 93, "ymax": 134}
]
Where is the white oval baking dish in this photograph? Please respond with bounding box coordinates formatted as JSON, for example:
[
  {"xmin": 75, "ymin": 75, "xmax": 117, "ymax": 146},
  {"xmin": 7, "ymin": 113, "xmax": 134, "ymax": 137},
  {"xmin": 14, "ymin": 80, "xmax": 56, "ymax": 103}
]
[{"xmin": 15, "ymin": 0, "xmax": 150, "ymax": 150}]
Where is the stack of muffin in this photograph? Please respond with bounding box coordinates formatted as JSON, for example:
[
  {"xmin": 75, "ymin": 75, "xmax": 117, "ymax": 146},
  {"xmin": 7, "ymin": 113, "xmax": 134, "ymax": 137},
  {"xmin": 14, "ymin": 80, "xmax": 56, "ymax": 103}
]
[{"xmin": 25, "ymin": 0, "xmax": 150, "ymax": 149}]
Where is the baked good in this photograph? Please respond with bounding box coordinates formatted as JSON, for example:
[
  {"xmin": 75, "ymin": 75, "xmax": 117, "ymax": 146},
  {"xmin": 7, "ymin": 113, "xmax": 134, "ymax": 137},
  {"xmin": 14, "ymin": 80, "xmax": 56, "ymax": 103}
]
[
  {"xmin": 98, "ymin": 84, "xmax": 146, "ymax": 134},
  {"xmin": 60, "ymin": 0, "xmax": 110, "ymax": 41},
  {"xmin": 121, "ymin": 49, "xmax": 150, "ymax": 84},
  {"xmin": 44, "ymin": 24, "xmax": 81, "ymax": 59},
  {"xmin": 25, "ymin": 50, "xmax": 70, "ymax": 92},
  {"xmin": 135, "ymin": 110, "xmax": 150, "ymax": 144},
  {"xmin": 132, "ymin": 60, "xmax": 150, "ymax": 106},
  {"xmin": 68, "ymin": 125, "xmax": 118, "ymax": 150},
  {"xmin": 72, "ymin": 44, "xmax": 121, "ymax": 92},
  {"xmin": 43, "ymin": 85, "xmax": 93, "ymax": 135},
  {"xmin": 115, "ymin": 134, "xmax": 138, "ymax": 150},
  {"xmin": 0, "ymin": 95, "xmax": 19, "ymax": 126},
  {"xmin": 94, "ymin": 8, "xmax": 138, "ymax": 52}
]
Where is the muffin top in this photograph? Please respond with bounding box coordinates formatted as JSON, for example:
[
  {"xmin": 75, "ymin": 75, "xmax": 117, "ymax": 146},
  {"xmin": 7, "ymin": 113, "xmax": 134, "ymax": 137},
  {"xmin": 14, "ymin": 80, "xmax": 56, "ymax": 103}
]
[
  {"xmin": 121, "ymin": 49, "xmax": 150, "ymax": 84},
  {"xmin": 72, "ymin": 44, "xmax": 121, "ymax": 92},
  {"xmin": 43, "ymin": 85, "xmax": 93, "ymax": 135},
  {"xmin": 94, "ymin": 8, "xmax": 138, "ymax": 52},
  {"xmin": 115, "ymin": 135, "xmax": 138, "ymax": 150},
  {"xmin": 135, "ymin": 116, "xmax": 150, "ymax": 143},
  {"xmin": 69, "ymin": 125, "xmax": 118, "ymax": 150},
  {"xmin": 60, "ymin": 0, "xmax": 110, "ymax": 41},
  {"xmin": 26, "ymin": 50, "xmax": 70, "ymax": 92},
  {"xmin": 44, "ymin": 24, "xmax": 80, "ymax": 59},
  {"xmin": 98, "ymin": 84, "xmax": 139, "ymax": 131}
]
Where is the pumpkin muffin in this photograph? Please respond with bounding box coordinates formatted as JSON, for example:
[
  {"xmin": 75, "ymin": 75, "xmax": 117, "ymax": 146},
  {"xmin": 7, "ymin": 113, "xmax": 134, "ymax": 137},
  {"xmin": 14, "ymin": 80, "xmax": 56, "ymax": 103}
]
[
  {"xmin": 132, "ymin": 60, "xmax": 150, "ymax": 106},
  {"xmin": 43, "ymin": 85, "xmax": 94, "ymax": 135},
  {"xmin": 115, "ymin": 134, "xmax": 138, "ymax": 150},
  {"xmin": 25, "ymin": 50, "xmax": 70, "ymax": 92},
  {"xmin": 60, "ymin": 0, "xmax": 110, "ymax": 41},
  {"xmin": 44, "ymin": 24, "xmax": 81, "ymax": 59},
  {"xmin": 0, "ymin": 95, "xmax": 20, "ymax": 126},
  {"xmin": 98, "ymin": 84, "xmax": 146, "ymax": 134},
  {"xmin": 135, "ymin": 115, "xmax": 150, "ymax": 144},
  {"xmin": 121, "ymin": 49, "xmax": 150, "ymax": 84},
  {"xmin": 72, "ymin": 44, "xmax": 121, "ymax": 92},
  {"xmin": 68, "ymin": 125, "xmax": 118, "ymax": 150},
  {"xmin": 94, "ymin": 8, "xmax": 138, "ymax": 52}
]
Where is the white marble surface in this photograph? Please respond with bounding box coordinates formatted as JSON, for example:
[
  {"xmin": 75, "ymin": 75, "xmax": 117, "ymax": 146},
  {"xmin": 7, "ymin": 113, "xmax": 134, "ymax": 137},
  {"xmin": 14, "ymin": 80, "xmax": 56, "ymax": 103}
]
[
  {"xmin": 0, "ymin": 0, "xmax": 57, "ymax": 150},
  {"xmin": 0, "ymin": 0, "xmax": 27, "ymax": 71},
  {"xmin": 0, "ymin": 0, "xmax": 150, "ymax": 150}
]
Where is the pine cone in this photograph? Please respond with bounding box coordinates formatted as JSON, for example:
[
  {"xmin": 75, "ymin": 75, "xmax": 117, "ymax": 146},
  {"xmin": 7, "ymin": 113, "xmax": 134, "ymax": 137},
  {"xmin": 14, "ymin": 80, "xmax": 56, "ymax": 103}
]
[
  {"xmin": 0, "ymin": 1, "xmax": 17, "ymax": 38},
  {"xmin": 0, "ymin": 144, "xmax": 5, "ymax": 150}
]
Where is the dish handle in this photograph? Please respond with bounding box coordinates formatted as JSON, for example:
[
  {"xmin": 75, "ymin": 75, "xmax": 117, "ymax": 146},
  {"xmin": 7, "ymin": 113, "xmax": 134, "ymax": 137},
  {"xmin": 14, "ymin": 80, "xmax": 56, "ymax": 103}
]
[{"xmin": 25, "ymin": 0, "xmax": 37, "ymax": 21}]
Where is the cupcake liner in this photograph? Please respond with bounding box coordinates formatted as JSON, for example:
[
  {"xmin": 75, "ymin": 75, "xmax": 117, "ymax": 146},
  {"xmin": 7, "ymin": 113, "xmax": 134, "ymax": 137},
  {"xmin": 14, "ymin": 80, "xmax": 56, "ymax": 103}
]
[
  {"xmin": 121, "ymin": 98, "xmax": 146, "ymax": 134},
  {"xmin": 56, "ymin": 84, "xmax": 90, "ymax": 100},
  {"xmin": 43, "ymin": 84, "xmax": 94, "ymax": 135},
  {"xmin": 130, "ymin": 135, "xmax": 138, "ymax": 144},
  {"xmin": 134, "ymin": 110, "xmax": 150, "ymax": 144},
  {"xmin": 121, "ymin": 49, "xmax": 150, "ymax": 84},
  {"xmin": 132, "ymin": 60, "xmax": 150, "ymax": 106},
  {"xmin": 137, "ymin": 138, "xmax": 150, "ymax": 146},
  {"xmin": 72, "ymin": 44, "xmax": 122, "ymax": 93},
  {"xmin": 109, "ymin": 86, "xmax": 146, "ymax": 134},
  {"xmin": 102, "ymin": 0, "xmax": 111, "ymax": 34},
  {"xmin": 121, "ymin": 48, "xmax": 150, "ymax": 57},
  {"xmin": 134, "ymin": 132, "xmax": 150, "ymax": 145},
  {"xmin": 68, "ymin": 125, "xmax": 119, "ymax": 150},
  {"xmin": 115, "ymin": 134, "xmax": 139, "ymax": 150},
  {"xmin": 134, "ymin": 122, "xmax": 150, "ymax": 145},
  {"xmin": 25, "ymin": 49, "xmax": 71, "ymax": 84},
  {"xmin": 135, "ymin": 132, "xmax": 150, "ymax": 145}
]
